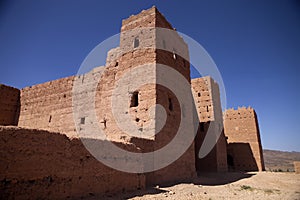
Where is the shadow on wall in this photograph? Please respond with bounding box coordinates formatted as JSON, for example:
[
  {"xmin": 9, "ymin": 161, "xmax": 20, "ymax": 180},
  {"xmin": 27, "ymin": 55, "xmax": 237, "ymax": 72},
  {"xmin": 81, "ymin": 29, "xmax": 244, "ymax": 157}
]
[
  {"xmin": 0, "ymin": 126, "xmax": 194, "ymax": 199},
  {"xmin": 194, "ymin": 122, "xmax": 218, "ymax": 172},
  {"xmin": 194, "ymin": 121, "xmax": 227, "ymax": 173},
  {"xmin": 227, "ymin": 143, "xmax": 259, "ymax": 171},
  {"xmin": 0, "ymin": 126, "xmax": 258, "ymax": 199},
  {"xmin": 0, "ymin": 85, "xmax": 20, "ymax": 126},
  {"xmin": 0, "ymin": 126, "xmax": 146, "ymax": 199}
]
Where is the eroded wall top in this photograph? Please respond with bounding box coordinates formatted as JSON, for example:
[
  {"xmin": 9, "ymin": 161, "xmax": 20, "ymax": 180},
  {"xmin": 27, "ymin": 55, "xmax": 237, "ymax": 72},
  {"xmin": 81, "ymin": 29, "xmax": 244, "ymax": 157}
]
[{"xmin": 0, "ymin": 84, "xmax": 20, "ymax": 126}]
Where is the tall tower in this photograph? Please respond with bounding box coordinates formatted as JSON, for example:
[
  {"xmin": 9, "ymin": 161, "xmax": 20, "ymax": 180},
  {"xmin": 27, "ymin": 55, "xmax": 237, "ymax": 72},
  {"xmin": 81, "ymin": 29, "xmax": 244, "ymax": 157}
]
[
  {"xmin": 224, "ymin": 107, "xmax": 265, "ymax": 171},
  {"xmin": 16, "ymin": 6, "xmax": 196, "ymax": 186},
  {"xmin": 191, "ymin": 77, "xmax": 228, "ymax": 172},
  {"xmin": 95, "ymin": 6, "xmax": 196, "ymax": 185}
]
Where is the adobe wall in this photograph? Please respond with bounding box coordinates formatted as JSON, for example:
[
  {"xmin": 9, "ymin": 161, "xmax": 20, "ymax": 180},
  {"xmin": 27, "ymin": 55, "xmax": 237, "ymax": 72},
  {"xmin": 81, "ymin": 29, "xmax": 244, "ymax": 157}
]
[
  {"xmin": 0, "ymin": 126, "xmax": 144, "ymax": 199},
  {"xmin": 146, "ymin": 83, "xmax": 195, "ymax": 185},
  {"xmin": 119, "ymin": 6, "xmax": 195, "ymax": 184},
  {"xmin": 294, "ymin": 161, "xmax": 300, "ymax": 174},
  {"xmin": 191, "ymin": 77, "xmax": 215, "ymax": 122},
  {"xmin": 0, "ymin": 84, "xmax": 20, "ymax": 126},
  {"xmin": 18, "ymin": 76, "xmax": 76, "ymax": 137},
  {"xmin": 194, "ymin": 122, "xmax": 216, "ymax": 171},
  {"xmin": 121, "ymin": 6, "xmax": 173, "ymax": 32},
  {"xmin": 224, "ymin": 107, "xmax": 265, "ymax": 171},
  {"xmin": 191, "ymin": 77, "xmax": 227, "ymax": 172},
  {"xmin": 17, "ymin": 6, "xmax": 196, "ymax": 186},
  {"xmin": 216, "ymin": 129, "xmax": 228, "ymax": 171},
  {"xmin": 119, "ymin": 6, "xmax": 190, "ymax": 81}
]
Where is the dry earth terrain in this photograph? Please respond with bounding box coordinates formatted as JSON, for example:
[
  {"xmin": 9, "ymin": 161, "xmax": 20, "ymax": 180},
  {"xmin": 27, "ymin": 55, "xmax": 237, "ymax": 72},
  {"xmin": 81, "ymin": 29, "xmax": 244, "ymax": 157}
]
[
  {"xmin": 84, "ymin": 172, "xmax": 300, "ymax": 200},
  {"xmin": 263, "ymin": 149, "xmax": 300, "ymax": 172},
  {"xmin": 80, "ymin": 149, "xmax": 300, "ymax": 200}
]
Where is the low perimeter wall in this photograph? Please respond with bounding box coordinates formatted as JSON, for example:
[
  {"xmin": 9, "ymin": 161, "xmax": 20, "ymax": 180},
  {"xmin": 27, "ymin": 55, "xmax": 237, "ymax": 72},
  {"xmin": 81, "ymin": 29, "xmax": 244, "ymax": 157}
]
[
  {"xmin": 294, "ymin": 161, "xmax": 300, "ymax": 174},
  {"xmin": 0, "ymin": 126, "xmax": 145, "ymax": 199}
]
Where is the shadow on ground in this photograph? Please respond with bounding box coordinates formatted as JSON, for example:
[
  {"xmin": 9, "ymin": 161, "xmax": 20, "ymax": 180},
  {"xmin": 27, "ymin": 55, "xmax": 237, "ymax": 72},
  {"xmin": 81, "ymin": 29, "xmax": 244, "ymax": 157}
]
[
  {"xmin": 96, "ymin": 172, "xmax": 256, "ymax": 199},
  {"xmin": 194, "ymin": 172, "xmax": 256, "ymax": 186},
  {"xmin": 94, "ymin": 187, "xmax": 169, "ymax": 200}
]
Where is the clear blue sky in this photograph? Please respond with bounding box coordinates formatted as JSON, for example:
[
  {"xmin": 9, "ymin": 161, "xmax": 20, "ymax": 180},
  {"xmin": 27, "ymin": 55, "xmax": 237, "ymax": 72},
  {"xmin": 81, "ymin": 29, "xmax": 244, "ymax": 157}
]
[{"xmin": 0, "ymin": 0, "xmax": 299, "ymax": 152}]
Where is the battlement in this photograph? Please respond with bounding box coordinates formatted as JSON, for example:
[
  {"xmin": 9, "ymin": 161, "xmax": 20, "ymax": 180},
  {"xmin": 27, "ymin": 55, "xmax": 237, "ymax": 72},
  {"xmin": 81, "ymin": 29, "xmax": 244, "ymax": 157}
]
[
  {"xmin": 224, "ymin": 107, "xmax": 265, "ymax": 171},
  {"xmin": 119, "ymin": 6, "xmax": 187, "ymax": 55},
  {"xmin": 224, "ymin": 106, "xmax": 256, "ymax": 120},
  {"xmin": 121, "ymin": 6, "xmax": 173, "ymax": 32}
]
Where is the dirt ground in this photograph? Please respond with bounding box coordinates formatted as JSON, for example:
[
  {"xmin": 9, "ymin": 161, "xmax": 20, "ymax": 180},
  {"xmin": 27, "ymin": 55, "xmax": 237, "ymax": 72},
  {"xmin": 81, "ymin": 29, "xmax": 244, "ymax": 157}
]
[{"xmin": 90, "ymin": 172, "xmax": 300, "ymax": 200}]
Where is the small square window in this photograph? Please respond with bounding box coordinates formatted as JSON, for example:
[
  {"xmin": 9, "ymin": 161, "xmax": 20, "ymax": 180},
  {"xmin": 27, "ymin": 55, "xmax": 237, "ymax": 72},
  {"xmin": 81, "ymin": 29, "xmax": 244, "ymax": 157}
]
[{"xmin": 80, "ymin": 117, "xmax": 85, "ymax": 124}]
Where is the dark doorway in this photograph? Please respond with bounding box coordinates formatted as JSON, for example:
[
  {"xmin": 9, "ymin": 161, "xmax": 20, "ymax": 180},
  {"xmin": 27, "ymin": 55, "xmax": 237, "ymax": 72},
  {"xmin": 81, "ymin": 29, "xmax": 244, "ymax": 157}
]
[{"xmin": 227, "ymin": 154, "xmax": 234, "ymax": 171}]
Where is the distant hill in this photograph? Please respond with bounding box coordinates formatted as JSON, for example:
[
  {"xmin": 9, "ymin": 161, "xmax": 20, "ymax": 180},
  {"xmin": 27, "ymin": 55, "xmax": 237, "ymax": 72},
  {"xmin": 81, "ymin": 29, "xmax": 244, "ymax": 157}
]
[{"xmin": 263, "ymin": 149, "xmax": 300, "ymax": 172}]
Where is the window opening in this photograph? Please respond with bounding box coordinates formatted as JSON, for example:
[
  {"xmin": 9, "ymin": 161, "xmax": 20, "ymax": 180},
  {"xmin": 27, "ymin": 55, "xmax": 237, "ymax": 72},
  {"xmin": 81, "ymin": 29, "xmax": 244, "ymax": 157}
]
[
  {"xmin": 134, "ymin": 37, "xmax": 139, "ymax": 48},
  {"xmin": 130, "ymin": 91, "xmax": 139, "ymax": 107}
]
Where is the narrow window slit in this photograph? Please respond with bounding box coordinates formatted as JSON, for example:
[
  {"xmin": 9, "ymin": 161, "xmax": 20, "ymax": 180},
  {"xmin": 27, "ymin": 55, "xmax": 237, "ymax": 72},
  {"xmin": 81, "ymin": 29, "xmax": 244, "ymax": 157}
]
[
  {"xmin": 80, "ymin": 117, "xmax": 85, "ymax": 124},
  {"xmin": 101, "ymin": 118, "xmax": 107, "ymax": 129},
  {"xmin": 134, "ymin": 37, "xmax": 139, "ymax": 48},
  {"xmin": 162, "ymin": 40, "xmax": 166, "ymax": 49},
  {"xmin": 168, "ymin": 98, "xmax": 173, "ymax": 111},
  {"xmin": 130, "ymin": 91, "xmax": 139, "ymax": 107}
]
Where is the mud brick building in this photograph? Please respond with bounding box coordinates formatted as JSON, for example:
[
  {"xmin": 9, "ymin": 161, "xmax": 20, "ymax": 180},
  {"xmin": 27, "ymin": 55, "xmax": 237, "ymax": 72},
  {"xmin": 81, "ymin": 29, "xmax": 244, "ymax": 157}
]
[
  {"xmin": 0, "ymin": 7, "xmax": 264, "ymax": 199},
  {"xmin": 191, "ymin": 77, "xmax": 228, "ymax": 172},
  {"xmin": 224, "ymin": 107, "xmax": 265, "ymax": 171}
]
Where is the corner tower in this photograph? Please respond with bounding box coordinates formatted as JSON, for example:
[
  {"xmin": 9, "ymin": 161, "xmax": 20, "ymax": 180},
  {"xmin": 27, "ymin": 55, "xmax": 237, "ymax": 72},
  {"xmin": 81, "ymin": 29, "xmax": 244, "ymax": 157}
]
[
  {"xmin": 191, "ymin": 77, "xmax": 228, "ymax": 172},
  {"xmin": 224, "ymin": 107, "xmax": 265, "ymax": 171},
  {"xmin": 17, "ymin": 7, "xmax": 196, "ymax": 185},
  {"xmin": 95, "ymin": 6, "xmax": 195, "ymax": 185}
]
